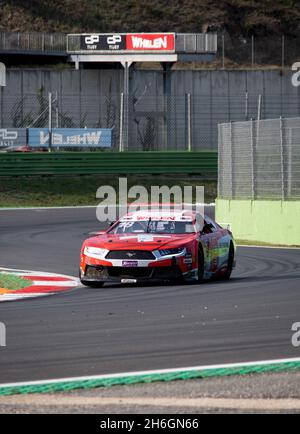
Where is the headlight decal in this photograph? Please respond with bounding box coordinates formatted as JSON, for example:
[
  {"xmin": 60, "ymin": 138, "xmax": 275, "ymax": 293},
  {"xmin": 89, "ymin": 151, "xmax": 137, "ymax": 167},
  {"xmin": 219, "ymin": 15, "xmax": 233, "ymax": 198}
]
[
  {"xmin": 84, "ymin": 246, "xmax": 108, "ymax": 259},
  {"xmin": 158, "ymin": 247, "xmax": 185, "ymax": 257}
]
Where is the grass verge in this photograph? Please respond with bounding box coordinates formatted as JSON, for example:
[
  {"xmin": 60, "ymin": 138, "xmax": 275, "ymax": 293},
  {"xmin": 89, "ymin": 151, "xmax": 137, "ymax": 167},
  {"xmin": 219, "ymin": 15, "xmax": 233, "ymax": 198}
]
[
  {"xmin": 0, "ymin": 175, "xmax": 217, "ymax": 208},
  {"xmin": 0, "ymin": 273, "xmax": 32, "ymax": 290}
]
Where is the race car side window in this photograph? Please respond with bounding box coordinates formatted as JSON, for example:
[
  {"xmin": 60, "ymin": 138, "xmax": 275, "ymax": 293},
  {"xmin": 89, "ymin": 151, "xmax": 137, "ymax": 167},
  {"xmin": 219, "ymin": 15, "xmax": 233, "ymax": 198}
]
[{"xmin": 204, "ymin": 217, "xmax": 218, "ymax": 232}]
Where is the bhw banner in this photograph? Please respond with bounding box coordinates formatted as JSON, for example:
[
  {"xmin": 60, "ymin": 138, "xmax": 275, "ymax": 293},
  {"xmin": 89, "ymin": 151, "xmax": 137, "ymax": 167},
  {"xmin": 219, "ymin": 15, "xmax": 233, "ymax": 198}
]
[{"xmin": 28, "ymin": 128, "xmax": 112, "ymax": 148}]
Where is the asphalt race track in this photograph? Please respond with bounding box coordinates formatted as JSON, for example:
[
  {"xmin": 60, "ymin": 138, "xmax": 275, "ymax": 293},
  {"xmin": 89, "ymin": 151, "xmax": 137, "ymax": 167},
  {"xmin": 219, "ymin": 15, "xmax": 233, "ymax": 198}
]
[{"xmin": 0, "ymin": 208, "xmax": 299, "ymax": 384}]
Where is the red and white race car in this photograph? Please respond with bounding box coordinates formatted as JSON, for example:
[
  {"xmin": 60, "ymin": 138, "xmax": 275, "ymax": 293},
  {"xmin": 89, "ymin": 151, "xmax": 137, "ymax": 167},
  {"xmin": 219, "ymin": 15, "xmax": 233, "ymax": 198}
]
[{"xmin": 79, "ymin": 209, "xmax": 235, "ymax": 286}]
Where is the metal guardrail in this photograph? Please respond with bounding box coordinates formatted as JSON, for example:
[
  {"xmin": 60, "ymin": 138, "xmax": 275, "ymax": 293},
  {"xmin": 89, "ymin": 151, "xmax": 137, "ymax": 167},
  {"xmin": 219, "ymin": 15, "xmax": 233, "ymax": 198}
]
[
  {"xmin": 0, "ymin": 151, "xmax": 217, "ymax": 177},
  {"xmin": 67, "ymin": 33, "xmax": 218, "ymax": 54},
  {"xmin": 67, "ymin": 34, "xmax": 80, "ymax": 53},
  {"xmin": 68, "ymin": 33, "xmax": 217, "ymax": 54},
  {"xmin": 0, "ymin": 32, "xmax": 298, "ymax": 67},
  {"xmin": 0, "ymin": 32, "xmax": 66, "ymax": 53},
  {"xmin": 176, "ymin": 34, "xmax": 217, "ymax": 53},
  {"xmin": 0, "ymin": 32, "xmax": 217, "ymax": 54}
]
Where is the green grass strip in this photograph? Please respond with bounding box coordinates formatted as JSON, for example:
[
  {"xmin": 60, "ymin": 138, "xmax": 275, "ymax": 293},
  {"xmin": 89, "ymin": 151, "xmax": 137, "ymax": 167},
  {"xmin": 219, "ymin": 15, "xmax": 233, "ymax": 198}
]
[
  {"xmin": 0, "ymin": 360, "xmax": 300, "ymax": 396},
  {"xmin": 0, "ymin": 175, "xmax": 217, "ymax": 207},
  {"xmin": 0, "ymin": 273, "xmax": 32, "ymax": 291}
]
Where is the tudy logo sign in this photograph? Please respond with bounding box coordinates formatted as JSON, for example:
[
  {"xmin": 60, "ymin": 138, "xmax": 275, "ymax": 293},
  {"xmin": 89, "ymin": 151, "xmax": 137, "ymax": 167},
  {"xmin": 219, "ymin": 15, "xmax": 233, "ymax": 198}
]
[
  {"xmin": 81, "ymin": 34, "xmax": 126, "ymax": 51},
  {"xmin": 0, "ymin": 128, "xmax": 27, "ymax": 147}
]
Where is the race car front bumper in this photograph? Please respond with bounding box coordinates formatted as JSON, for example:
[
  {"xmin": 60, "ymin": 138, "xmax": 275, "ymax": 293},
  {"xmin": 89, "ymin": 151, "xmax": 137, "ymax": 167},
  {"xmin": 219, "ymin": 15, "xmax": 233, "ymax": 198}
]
[{"xmin": 81, "ymin": 264, "xmax": 184, "ymax": 284}]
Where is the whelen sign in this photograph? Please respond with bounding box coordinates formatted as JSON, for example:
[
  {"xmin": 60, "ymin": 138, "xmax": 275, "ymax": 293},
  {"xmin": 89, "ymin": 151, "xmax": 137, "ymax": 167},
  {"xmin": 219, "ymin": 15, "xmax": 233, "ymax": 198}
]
[
  {"xmin": 79, "ymin": 33, "xmax": 175, "ymax": 52},
  {"xmin": 126, "ymin": 33, "xmax": 175, "ymax": 51}
]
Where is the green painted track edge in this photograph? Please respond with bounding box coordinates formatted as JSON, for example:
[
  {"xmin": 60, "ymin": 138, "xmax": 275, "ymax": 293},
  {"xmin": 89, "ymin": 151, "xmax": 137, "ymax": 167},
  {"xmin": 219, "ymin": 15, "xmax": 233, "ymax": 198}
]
[{"xmin": 0, "ymin": 361, "xmax": 299, "ymax": 396}]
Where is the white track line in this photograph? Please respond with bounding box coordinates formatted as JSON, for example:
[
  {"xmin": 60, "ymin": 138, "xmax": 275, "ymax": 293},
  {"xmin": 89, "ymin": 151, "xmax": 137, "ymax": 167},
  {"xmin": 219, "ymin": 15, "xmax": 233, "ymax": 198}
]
[{"xmin": 0, "ymin": 356, "xmax": 299, "ymax": 389}]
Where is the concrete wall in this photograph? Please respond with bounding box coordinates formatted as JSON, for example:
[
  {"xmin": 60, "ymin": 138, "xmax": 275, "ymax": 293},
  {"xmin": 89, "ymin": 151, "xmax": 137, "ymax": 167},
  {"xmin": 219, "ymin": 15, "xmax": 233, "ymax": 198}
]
[
  {"xmin": 216, "ymin": 199, "xmax": 300, "ymax": 245},
  {"xmin": 0, "ymin": 69, "xmax": 299, "ymax": 150}
]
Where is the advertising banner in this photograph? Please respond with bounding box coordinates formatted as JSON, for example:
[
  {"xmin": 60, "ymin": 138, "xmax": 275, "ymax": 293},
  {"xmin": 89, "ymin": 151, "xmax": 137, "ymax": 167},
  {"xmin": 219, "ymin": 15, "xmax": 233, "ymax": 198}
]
[
  {"xmin": 28, "ymin": 128, "xmax": 112, "ymax": 148},
  {"xmin": 79, "ymin": 33, "xmax": 175, "ymax": 52},
  {"xmin": 0, "ymin": 128, "xmax": 27, "ymax": 147},
  {"xmin": 80, "ymin": 34, "xmax": 126, "ymax": 51},
  {"xmin": 126, "ymin": 33, "xmax": 175, "ymax": 51}
]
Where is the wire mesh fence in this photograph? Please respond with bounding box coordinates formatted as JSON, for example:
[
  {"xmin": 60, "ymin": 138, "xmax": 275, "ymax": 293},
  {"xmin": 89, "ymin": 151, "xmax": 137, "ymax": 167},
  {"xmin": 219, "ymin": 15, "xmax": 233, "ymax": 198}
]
[
  {"xmin": 2, "ymin": 91, "xmax": 300, "ymax": 152},
  {"xmin": 0, "ymin": 32, "xmax": 299, "ymax": 68},
  {"xmin": 217, "ymin": 34, "xmax": 299, "ymax": 69},
  {"xmin": 218, "ymin": 117, "xmax": 300, "ymax": 200}
]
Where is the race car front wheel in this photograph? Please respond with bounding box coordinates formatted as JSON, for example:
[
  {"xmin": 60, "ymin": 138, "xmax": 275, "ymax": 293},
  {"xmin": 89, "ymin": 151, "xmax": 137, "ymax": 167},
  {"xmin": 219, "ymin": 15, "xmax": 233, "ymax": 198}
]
[
  {"xmin": 224, "ymin": 244, "xmax": 234, "ymax": 280},
  {"xmin": 198, "ymin": 246, "xmax": 204, "ymax": 282}
]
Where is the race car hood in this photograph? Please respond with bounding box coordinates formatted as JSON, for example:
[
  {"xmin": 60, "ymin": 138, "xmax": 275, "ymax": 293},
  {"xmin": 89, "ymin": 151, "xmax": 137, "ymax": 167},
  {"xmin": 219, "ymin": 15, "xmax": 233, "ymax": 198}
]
[{"xmin": 85, "ymin": 233, "xmax": 196, "ymax": 251}]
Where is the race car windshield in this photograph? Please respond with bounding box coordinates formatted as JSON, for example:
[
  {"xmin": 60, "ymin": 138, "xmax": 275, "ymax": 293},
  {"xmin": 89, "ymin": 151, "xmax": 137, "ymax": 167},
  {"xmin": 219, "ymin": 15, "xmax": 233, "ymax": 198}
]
[{"xmin": 109, "ymin": 219, "xmax": 195, "ymax": 234}]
